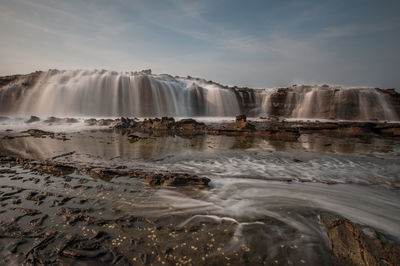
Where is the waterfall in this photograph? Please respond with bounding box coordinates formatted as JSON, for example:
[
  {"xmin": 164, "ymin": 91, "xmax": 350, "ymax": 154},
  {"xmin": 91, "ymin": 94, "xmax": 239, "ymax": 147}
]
[
  {"xmin": 0, "ymin": 70, "xmax": 398, "ymax": 121},
  {"xmin": 287, "ymin": 86, "xmax": 399, "ymax": 121},
  {"xmin": 0, "ymin": 70, "xmax": 241, "ymax": 117}
]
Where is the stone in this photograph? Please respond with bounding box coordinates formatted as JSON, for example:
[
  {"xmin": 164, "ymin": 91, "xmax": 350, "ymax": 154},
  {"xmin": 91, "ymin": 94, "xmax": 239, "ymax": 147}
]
[
  {"xmin": 227, "ymin": 115, "xmax": 255, "ymax": 130},
  {"xmin": 25, "ymin": 129, "xmax": 55, "ymax": 138},
  {"xmin": 25, "ymin": 116, "xmax": 40, "ymax": 123},
  {"xmin": 321, "ymin": 213, "xmax": 400, "ymax": 266},
  {"xmin": 44, "ymin": 117, "xmax": 79, "ymax": 124}
]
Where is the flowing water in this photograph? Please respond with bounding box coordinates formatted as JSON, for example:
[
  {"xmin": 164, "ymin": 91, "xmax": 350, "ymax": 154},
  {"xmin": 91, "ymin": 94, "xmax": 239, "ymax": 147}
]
[
  {"xmin": 0, "ymin": 69, "xmax": 399, "ymax": 264},
  {"xmin": 0, "ymin": 70, "xmax": 398, "ymax": 121},
  {"xmin": 1, "ymin": 128, "xmax": 399, "ymax": 238}
]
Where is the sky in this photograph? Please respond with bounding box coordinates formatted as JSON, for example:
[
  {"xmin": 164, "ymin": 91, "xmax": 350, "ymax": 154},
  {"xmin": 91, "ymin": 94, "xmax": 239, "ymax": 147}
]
[{"xmin": 0, "ymin": 0, "xmax": 399, "ymax": 88}]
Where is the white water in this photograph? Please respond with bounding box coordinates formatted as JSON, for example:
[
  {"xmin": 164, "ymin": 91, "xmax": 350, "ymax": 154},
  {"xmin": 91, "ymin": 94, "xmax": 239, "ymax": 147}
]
[
  {"xmin": 0, "ymin": 70, "xmax": 241, "ymax": 117},
  {"xmin": 0, "ymin": 70, "xmax": 398, "ymax": 121},
  {"xmin": 288, "ymin": 86, "xmax": 399, "ymax": 121}
]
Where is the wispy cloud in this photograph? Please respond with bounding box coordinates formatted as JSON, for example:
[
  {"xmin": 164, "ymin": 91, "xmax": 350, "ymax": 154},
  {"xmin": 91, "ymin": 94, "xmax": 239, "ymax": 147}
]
[
  {"xmin": 0, "ymin": 0, "xmax": 399, "ymax": 88},
  {"xmin": 318, "ymin": 21, "xmax": 400, "ymax": 39}
]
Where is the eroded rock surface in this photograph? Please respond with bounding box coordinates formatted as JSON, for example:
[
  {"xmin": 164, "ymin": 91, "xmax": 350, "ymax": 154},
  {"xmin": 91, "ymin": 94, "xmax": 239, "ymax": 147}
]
[{"xmin": 321, "ymin": 213, "xmax": 400, "ymax": 266}]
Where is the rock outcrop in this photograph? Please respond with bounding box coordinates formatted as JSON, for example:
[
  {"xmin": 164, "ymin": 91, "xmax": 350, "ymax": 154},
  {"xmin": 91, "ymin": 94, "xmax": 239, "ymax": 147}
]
[
  {"xmin": 321, "ymin": 213, "xmax": 400, "ymax": 266},
  {"xmin": 115, "ymin": 117, "xmax": 206, "ymax": 134},
  {"xmin": 25, "ymin": 115, "xmax": 40, "ymax": 123},
  {"xmin": 227, "ymin": 115, "xmax": 256, "ymax": 130}
]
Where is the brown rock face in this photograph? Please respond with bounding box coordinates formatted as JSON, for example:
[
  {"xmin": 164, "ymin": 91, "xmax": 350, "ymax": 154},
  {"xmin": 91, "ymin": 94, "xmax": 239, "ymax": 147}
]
[
  {"xmin": 321, "ymin": 213, "xmax": 400, "ymax": 266},
  {"xmin": 227, "ymin": 115, "xmax": 255, "ymax": 130},
  {"xmin": 0, "ymin": 71, "xmax": 43, "ymax": 114}
]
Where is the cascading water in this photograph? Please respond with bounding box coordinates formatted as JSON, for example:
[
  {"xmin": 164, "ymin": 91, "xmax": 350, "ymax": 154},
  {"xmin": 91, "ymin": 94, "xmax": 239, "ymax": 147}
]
[
  {"xmin": 289, "ymin": 85, "xmax": 399, "ymax": 121},
  {"xmin": 258, "ymin": 85, "xmax": 399, "ymax": 121},
  {"xmin": 0, "ymin": 70, "xmax": 398, "ymax": 121},
  {"xmin": 0, "ymin": 69, "xmax": 241, "ymax": 117}
]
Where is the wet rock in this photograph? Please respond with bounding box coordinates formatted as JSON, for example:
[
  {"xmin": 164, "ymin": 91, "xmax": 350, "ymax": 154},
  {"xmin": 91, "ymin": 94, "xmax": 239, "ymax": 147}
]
[
  {"xmin": 267, "ymin": 116, "xmax": 280, "ymax": 122},
  {"xmin": 84, "ymin": 118, "xmax": 98, "ymax": 126},
  {"xmin": 12, "ymin": 199, "xmax": 21, "ymax": 205},
  {"xmin": 88, "ymin": 168, "xmax": 127, "ymax": 181},
  {"xmin": 44, "ymin": 116, "xmax": 79, "ymax": 124},
  {"xmin": 50, "ymin": 151, "xmax": 75, "ymax": 160},
  {"xmin": 24, "ymin": 129, "xmax": 55, "ymax": 138},
  {"xmin": 341, "ymin": 126, "xmax": 365, "ymax": 137},
  {"xmin": 114, "ymin": 117, "xmax": 137, "ymax": 128},
  {"xmin": 0, "ymin": 169, "xmax": 17, "ymax": 174},
  {"xmin": 227, "ymin": 115, "xmax": 255, "ymax": 130},
  {"xmin": 62, "ymin": 247, "xmax": 107, "ymax": 258},
  {"xmin": 36, "ymin": 163, "xmax": 76, "ymax": 176},
  {"xmin": 148, "ymin": 117, "xmax": 175, "ymax": 130},
  {"xmin": 11, "ymin": 207, "xmax": 41, "ymax": 216},
  {"xmin": 380, "ymin": 127, "xmax": 400, "ymax": 137},
  {"xmin": 29, "ymin": 215, "xmax": 48, "ymax": 227},
  {"xmin": 141, "ymin": 172, "xmax": 210, "ymax": 187},
  {"xmin": 321, "ymin": 213, "xmax": 400, "ymax": 266},
  {"xmin": 127, "ymin": 134, "xmax": 141, "ymax": 142},
  {"xmin": 25, "ymin": 115, "xmax": 40, "ymax": 123},
  {"xmin": 175, "ymin": 118, "xmax": 205, "ymax": 132},
  {"xmin": 26, "ymin": 191, "xmax": 46, "ymax": 203}
]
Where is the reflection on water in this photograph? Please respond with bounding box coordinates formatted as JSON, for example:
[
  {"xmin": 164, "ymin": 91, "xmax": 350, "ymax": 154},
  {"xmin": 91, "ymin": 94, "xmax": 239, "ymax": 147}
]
[
  {"xmin": 1, "ymin": 131, "xmax": 399, "ymax": 185},
  {"xmin": 1, "ymin": 131, "xmax": 399, "ymax": 161}
]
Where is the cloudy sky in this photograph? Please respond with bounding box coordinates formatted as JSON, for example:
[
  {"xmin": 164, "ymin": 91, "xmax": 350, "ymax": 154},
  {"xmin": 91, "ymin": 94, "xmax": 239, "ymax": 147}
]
[{"xmin": 0, "ymin": 0, "xmax": 399, "ymax": 88}]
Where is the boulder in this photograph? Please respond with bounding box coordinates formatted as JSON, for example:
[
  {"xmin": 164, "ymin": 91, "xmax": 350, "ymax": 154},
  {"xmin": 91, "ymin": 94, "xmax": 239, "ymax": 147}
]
[
  {"xmin": 227, "ymin": 115, "xmax": 255, "ymax": 130},
  {"xmin": 176, "ymin": 118, "xmax": 205, "ymax": 131},
  {"xmin": 44, "ymin": 117, "xmax": 79, "ymax": 124},
  {"xmin": 24, "ymin": 129, "xmax": 55, "ymax": 138},
  {"xmin": 26, "ymin": 115, "xmax": 40, "ymax": 123}
]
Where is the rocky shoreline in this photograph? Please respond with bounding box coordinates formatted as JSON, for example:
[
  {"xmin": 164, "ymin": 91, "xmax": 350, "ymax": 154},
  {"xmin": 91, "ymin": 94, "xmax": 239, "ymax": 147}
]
[
  {"xmin": 320, "ymin": 213, "xmax": 400, "ymax": 266},
  {"xmin": 0, "ymin": 115, "xmax": 399, "ymax": 265},
  {"xmin": 86, "ymin": 115, "xmax": 400, "ymax": 140},
  {"xmin": 0, "ymin": 157, "xmax": 399, "ymax": 265},
  {"xmin": 0, "ymin": 155, "xmax": 210, "ymax": 188}
]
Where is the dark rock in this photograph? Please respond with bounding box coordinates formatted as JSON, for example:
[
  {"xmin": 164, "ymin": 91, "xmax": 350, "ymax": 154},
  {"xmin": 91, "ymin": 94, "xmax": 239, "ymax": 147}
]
[
  {"xmin": 26, "ymin": 116, "xmax": 40, "ymax": 123},
  {"xmin": 84, "ymin": 118, "xmax": 98, "ymax": 126},
  {"xmin": 127, "ymin": 134, "xmax": 141, "ymax": 142},
  {"xmin": 44, "ymin": 117, "xmax": 79, "ymax": 124},
  {"xmin": 140, "ymin": 172, "xmax": 210, "ymax": 187},
  {"xmin": 11, "ymin": 207, "xmax": 41, "ymax": 216},
  {"xmin": 37, "ymin": 163, "xmax": 76, "ymax": 176},
  {"xmin": 24, "ymin": 129, "xmax": 55, "ymax": 138},
  {"xmin": 114, "ymin": 117, "xmax": 136, "ymax": 128},
  {"xmin": 88, "ymin": 168, "xmax": 126, "ymax": 182},
  {"xmin": 175, "ymin": 118, "xmax": 205, "ymax": 132},
  {"xmin": 26, "ymin": 191, "xmax": 46, "ymax": 202}
]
